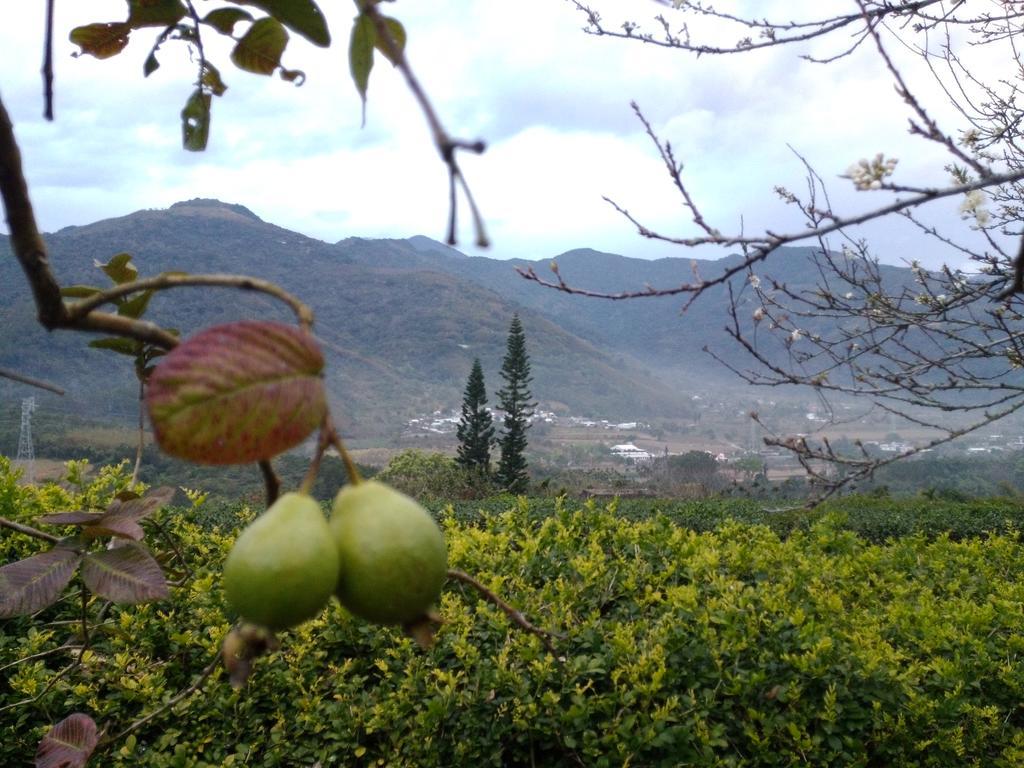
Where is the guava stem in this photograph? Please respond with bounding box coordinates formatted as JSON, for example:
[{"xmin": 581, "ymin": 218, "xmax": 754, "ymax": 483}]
[
  {"xmin": 308, "ymin": 413, "xmax": 362, "ymax": 488},
  {"xmin": 333, "ymin": 433, "xmax": 363, "ymax": 486}
]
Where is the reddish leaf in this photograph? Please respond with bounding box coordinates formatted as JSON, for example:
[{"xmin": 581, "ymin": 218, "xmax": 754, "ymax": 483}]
[
  {"xmin": 112, "ymin": 487, "xmax": 176, "ymax": 521},
  {"xmin": 146, "ymin": 321, "xmax": 326, "ymax": 464},
  {"xmin": 36, "ymin": 713, "xmax": 99, "ymax": 768},
  {"xmin": 0, "ymin": 549, "xmax": 81, "ymax": 618},
  {"xmin": 82, "ymin": 516, "xmax": 145, "ymax": 541},
  {"xmin": 37, "ymin": 511, "xmax": 105, "ymax": 526},
  {"xmin": 70, "ymin": 23, "xmax": 131, "ymax": 59},
  {"xmin": 81, "ymin": 543, "xmax": 168, "ymax": 603}
]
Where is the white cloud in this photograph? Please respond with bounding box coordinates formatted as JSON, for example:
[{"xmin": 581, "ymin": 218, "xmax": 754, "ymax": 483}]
[{"xmin": 0, "ymin": 0, "xmax": 1009, "ymax": 269}]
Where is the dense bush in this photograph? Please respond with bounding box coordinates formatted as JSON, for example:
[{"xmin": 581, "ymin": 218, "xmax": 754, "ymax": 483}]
[
  {"xmin": 434, "ymin": 493, "xmax": 1024, "ymax": 543},
  {"xmin": 3, "ymin": 463, "xmax": 1024, "ymax": 766}
]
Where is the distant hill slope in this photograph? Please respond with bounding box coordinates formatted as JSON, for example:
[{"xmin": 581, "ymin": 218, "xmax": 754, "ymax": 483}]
[
  {"xmin": 342, "ymin": 238, "xmax": 920, "ymax": 375},
  {"xmin": 2, "ymin": 200, "xmax": 699, "ymax": 437}
]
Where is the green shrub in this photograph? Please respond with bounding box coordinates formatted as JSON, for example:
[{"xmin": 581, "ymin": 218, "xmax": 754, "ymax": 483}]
[{"xmin": 3, "ymin": 469, "xmax": 1024, "ymax": 766}]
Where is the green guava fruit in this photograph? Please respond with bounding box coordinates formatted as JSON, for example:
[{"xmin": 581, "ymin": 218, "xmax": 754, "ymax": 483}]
[
  {"xmin": 223, "ymin": 492, "xmax": 339, "ymax": 630},
  {"xmin": 329, "ymin": 480, "xmax": 447, "ymax": 625}
]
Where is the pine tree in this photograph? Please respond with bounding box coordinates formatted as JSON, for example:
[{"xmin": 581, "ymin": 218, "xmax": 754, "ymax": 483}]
[
  {"xmin": 496, "ymin": 315, "xmax": 535, "ymax": 493},
  {"xmin": 455, "ymin": 358, "xmax": 495, "ymax": 473}
]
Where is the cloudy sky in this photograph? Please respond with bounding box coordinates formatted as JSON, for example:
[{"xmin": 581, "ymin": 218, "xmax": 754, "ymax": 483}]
[{"xmin": 0, "ymin": 1, "xmax": 1001, "ymax": 270}]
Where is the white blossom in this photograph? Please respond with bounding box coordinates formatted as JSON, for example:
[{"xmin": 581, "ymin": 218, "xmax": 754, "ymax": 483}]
[
  {"xmin": 958, "ymin": 189, "xmax": 991, "ymax": 226},
  {"xmin": 844, "ymin": 153, "xmax": 898, "ymax": 190}
]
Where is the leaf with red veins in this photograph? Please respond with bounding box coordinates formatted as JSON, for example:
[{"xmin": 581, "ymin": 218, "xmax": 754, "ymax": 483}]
[{"xmin": 146, "ymin": 321, "xmax": 327, "ymax": 465}]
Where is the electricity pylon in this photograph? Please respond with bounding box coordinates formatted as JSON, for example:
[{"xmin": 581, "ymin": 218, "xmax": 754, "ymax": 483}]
[{"xmin": 15, "ymin": 396, "xmax": 37, "ymax": 484}]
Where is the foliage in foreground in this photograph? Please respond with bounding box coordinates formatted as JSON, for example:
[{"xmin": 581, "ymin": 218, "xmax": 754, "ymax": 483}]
[{"xmin": 3, "ymin": 464, "xmax": 1024, "ymax": 766}]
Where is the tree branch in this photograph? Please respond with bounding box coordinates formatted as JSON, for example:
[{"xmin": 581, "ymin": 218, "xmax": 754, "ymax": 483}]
[
  {"xmin": 363, "ymin": 2, "xmax": 489, "ymax": 247},
  {"xmin": 65, "ymin": 273, "xmax": 314, "ymax": 330},
  {"xmin": 0, "ymin": 516, "xmax": 60, "ymax": 544},
  {"xmin": 0, "ymin": 366, "xmax": 65, "ymax": 395},
  {"xmin": 446, "ymin": 568, "xmax": 564, "ymax": 656}
]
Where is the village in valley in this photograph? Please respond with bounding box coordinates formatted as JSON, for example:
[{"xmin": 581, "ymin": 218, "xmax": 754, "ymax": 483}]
[{"xmin": 398, "ymin": 390, "xmax": 1024, "ymax": 483}]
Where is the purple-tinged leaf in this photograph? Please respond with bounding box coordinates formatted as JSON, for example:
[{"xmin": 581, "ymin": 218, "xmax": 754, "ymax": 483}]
[
  {"xmin": 37, "ymin": 511, "xmax": 105, "ymax": 526},
  {"xmin": 117, "ymin": 487, "xmax": 176, "ymax": 520},
  {"xmin": 82, "ymin": 516, "xmax": 145, "ymax": 542},
  {"xmin": 36, "ymin": 713, "xmax": 98, "ymax": 768},
  {"xmin": 0, "ymin": 549, "xmax": 81, "ymax": 618},
  {"xmin": 81, "ymin": 543, "xmax": 168, "ymax": 603},
  {"xmin": 146, "ymin": 321, "xmax": 326, "ymax": 464}
]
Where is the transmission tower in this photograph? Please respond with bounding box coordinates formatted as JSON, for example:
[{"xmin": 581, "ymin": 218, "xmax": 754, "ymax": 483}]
[{"xmin": 15, "ymin": 396, "xmax": 37, "ymax": 484}]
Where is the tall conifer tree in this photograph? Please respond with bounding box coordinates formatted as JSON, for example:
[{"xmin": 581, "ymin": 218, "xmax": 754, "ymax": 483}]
[
  {"xmin": 496, "ymin": 315, "xmax": 535, "ymax": 493},
  {"xmin": 455, "ymin": 358, "xmax": 494, "ymax": 473}
]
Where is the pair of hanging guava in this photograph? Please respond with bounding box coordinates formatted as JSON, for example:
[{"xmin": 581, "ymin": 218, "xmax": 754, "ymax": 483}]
[{"xmin": 222, "ymin": 480, "xmax": 447, "ymax": 631}]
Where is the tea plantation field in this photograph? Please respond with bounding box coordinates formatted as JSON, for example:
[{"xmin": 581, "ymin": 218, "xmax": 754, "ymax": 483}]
[{"xmin": 2, "ymin": 462, "xmax": 1023, "ymax": 766}]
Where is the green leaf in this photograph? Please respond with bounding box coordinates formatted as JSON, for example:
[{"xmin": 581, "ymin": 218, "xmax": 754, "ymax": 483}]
[
  {"xmin": 349, "ymin": 13, "xmax": 375, "ymax": 122},
  {"xmin": 127, "ymin": 0, "xmax": 187, "ymax": 28},
  {"xmin": 202, "ymin": 62, "xmax": 228, "ymax": 96},
  {"xmin": 181, "ymin": 88, "xmax": 212, "ymax": 151},
  {"xmin": 231, "ymin": 17, "xmax": 289, "ymax": 76},
  {"xmin": 36, "ymin": 713, "xmax": 99, "ymax": 768},
  {"xmin": 226, "ymin": 0, "xmax": 329, "ymax": 46},
  {"xmin": 374, "ymin": 16, "xmax": 406, "ymax": 67},
  {"xmin": 95, "ymin": 252, "xmax": 138, "ymax": 284},
  {"xmin": 70, "ymin": 22, "xmax": 131, "ymax": 59},
  {"xmin": 143, "ymin": 51, "xmax": 160, "ymax": 76},
  {"xmin": 60, "ymin": 285, "xmax": 102, "ymax": 298},
  {"xmin": 202, "ymin": 7, "xmax": 254, "ymax": 35},
  {"xmin": 81, "ymin": 543, "xmax": 169, "ymax": 603},
  {"xmin": 146, "ymin": 321, "xmax": 327, "ymax": 464},
  {"xmin": 0, "ymin": 548, "xmax": 82, "ymax": 618},
  {"xmin": 117, "ymin": 289, "xmax": 154, "ymax": 319},
  {"xmin": 89, "ymin": 337, "xmax": 141, "ymax": 356}
]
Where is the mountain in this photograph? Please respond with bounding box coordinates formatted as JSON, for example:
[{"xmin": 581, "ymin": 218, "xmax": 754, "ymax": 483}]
[{"xmin": 2, "ymin": 200, "xmax": 707, "ymax": 438}]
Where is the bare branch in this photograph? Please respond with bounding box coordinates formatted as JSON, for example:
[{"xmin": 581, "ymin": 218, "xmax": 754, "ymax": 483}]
[
  {"xmin": 65, "ymin": 273, "xmax": 314, "ymax": 330},
  {"xmin": 0, "ymin": 366, "xmax": 65, "ymax": 395},
  {"xmin": 0, "ymin": 516, "xmax": 61, "ymax": 544},
  {"xmin": 518, "ymin": 169, "xmax": 1024, "ymax": 303},
  {"xmin": 363, "ymin": 3, "xmax": 489, "ymax": 248},
  {"xmin": 447, "ymin": 568, "xmax": 564, "ymax": 656}
]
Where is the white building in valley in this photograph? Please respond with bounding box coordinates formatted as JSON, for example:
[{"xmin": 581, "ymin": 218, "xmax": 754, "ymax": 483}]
[{"xmin": 610, "ymin": 443, "xmax": 653, "ymax": 463}]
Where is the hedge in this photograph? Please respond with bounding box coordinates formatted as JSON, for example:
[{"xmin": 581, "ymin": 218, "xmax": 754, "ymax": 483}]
[{"xmin": 2, "ymin": 463, "xmax": 1024, "ymax": 765}]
